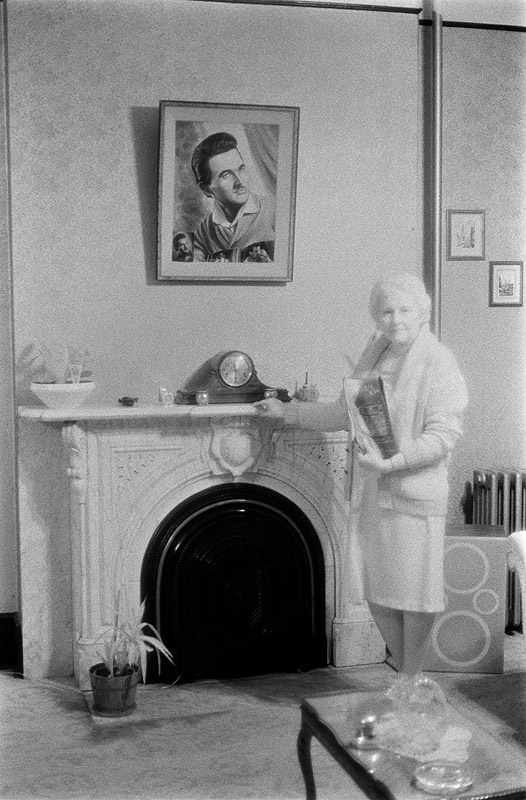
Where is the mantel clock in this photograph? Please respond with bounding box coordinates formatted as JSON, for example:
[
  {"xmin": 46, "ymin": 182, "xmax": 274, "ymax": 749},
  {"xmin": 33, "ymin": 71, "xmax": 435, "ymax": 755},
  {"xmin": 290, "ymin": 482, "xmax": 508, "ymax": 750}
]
[{"xmin": 177, "ymin": 351, "xmax": 290, "ymax": 405}]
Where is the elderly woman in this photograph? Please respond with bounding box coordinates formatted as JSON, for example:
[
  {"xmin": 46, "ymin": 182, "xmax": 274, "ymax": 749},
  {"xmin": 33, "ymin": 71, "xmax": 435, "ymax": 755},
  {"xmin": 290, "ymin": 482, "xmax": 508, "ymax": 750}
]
[{"xmin": 255, "ymin": 272, "xmax": 468, "ymax": 679}]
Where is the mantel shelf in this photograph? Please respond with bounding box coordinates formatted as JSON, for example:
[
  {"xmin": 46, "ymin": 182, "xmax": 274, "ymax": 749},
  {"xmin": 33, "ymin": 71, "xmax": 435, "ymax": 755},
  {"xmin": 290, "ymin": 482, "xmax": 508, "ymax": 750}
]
[{"xmin": 17, "ymin": 402, "xmax": 264, "ymax": 423}]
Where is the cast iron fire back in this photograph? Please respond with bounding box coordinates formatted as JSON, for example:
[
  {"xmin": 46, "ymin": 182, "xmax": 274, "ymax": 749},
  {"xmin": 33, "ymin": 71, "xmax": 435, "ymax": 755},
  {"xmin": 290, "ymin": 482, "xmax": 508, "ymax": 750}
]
[{"xmin": 141, "ymin": 483, "xmax": 327, "ymax": 683}]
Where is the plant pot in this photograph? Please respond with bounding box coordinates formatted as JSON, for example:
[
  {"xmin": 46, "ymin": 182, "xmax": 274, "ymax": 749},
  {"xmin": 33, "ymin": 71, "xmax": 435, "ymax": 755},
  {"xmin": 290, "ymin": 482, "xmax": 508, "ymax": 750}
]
[{"xmin": 88, "ymin": 662, "xmax": 140, "ymax": 717}]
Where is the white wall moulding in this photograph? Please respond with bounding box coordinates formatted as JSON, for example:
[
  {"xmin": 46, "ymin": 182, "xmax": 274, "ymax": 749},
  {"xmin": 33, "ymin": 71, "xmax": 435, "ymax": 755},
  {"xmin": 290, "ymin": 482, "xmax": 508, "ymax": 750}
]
[
  {"xmin": 17, "ymin": 405, "xmax": 385, "ymax": 687},
  {"xmin": 437, "ymin": 0, "xmax": 526, "ymax": 27},
  {"xmin": 198, "ymin": 0, "xmax": 422, "ymax": 11},
  {"xmin": 200, "ymin": 0, "xmax": 526, "ymax": 26},
  {"xmin": 432, "ymin": 6, "xmax": 443, "ymax": 339}
]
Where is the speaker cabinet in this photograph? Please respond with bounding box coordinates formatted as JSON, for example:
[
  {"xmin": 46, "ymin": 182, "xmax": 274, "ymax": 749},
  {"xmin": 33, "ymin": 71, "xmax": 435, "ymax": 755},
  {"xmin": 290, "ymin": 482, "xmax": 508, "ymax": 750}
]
[{"xmin": 424, "ymin": 535, "xmax": 508, "ymax": 674}]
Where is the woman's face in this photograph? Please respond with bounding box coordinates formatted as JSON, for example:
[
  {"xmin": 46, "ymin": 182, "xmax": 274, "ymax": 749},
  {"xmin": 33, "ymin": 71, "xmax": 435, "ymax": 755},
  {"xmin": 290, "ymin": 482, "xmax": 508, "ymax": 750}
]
[{"xmin": 376, "ymin": 290, "xmax": 423, "ymax": 346}]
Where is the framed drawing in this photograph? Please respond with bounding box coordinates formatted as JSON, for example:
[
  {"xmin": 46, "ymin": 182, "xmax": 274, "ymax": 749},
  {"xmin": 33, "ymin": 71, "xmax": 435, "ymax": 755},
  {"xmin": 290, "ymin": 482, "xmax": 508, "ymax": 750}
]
[
  {"xmin": 446, "ymin": 209, "xmax": 485, "ymax": 260},
  {"xmin": 489, "ymin": 261, "xmax": 523, "ymax": 307},
  {"xmin": 157, "ymin": 101, "xmax": 299, "ymax": 282}
]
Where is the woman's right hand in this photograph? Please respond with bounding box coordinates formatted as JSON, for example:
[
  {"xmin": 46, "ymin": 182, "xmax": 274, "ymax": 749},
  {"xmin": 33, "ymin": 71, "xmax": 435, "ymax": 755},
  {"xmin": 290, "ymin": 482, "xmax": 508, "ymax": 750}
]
[{"xmin": 253, "ymin": 398, "xmax": 285, "ymax": 419}]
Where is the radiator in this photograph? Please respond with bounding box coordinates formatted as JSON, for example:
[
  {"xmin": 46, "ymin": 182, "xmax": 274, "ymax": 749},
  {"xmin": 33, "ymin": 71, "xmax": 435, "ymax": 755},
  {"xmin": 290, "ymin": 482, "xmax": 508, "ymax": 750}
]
[{"xmin": 472, "ymin": 469, "xmax": 524, "ymax": 629}]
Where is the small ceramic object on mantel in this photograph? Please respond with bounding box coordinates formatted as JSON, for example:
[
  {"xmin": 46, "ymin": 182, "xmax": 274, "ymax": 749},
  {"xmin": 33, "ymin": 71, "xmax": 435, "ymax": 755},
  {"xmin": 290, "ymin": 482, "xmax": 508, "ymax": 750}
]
[
  {"xmin": 294, "ymin": 372, "xmax": 320, "ymax": 402},
  {"xmin": 118, "ymin": 396, "xmax": 138, "ymax": 407},
  {"xmin": 159, "ymin": 386, "xmax": 175, "ymax": 406}
]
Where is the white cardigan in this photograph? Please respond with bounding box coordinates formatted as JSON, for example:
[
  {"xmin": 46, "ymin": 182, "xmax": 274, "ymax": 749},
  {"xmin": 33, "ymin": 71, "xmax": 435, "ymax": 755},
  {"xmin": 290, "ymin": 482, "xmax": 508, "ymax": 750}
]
[{"xmin": 284, "ymin": 325, "xmax": 468, "ymax": 517}]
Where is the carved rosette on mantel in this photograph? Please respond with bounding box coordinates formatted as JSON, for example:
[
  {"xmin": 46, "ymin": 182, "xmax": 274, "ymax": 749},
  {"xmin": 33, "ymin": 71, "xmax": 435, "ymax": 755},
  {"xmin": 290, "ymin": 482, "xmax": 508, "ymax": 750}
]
[
  {"xmin": 17, "ymin": 403, "xmax": 385, "ymax": 687},
  {"xmin": 206, "ymin": 416, "xmax": 271, "ymax": 476}
]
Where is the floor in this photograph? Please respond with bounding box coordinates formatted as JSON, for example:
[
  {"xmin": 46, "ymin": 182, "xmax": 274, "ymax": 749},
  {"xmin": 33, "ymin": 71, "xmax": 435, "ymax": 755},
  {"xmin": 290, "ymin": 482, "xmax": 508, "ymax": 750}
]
[{"xmin": 1, "ymin": 631, "xmax": 525, "ymax": 800}]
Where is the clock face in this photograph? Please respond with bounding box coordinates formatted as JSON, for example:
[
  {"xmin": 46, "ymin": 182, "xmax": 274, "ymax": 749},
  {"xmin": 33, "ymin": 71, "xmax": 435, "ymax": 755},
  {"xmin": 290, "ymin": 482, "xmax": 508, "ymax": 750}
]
[{"xmin": 218, "ymin": 351, "xmax": 254, "ymax": 388}]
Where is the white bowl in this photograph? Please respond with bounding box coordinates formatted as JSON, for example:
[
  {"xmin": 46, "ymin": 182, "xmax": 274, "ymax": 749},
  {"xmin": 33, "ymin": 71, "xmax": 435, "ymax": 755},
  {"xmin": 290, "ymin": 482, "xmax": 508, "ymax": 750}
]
[{"xmin": 30, "ymin": 381, "xmax": 96, "ymax": 409}]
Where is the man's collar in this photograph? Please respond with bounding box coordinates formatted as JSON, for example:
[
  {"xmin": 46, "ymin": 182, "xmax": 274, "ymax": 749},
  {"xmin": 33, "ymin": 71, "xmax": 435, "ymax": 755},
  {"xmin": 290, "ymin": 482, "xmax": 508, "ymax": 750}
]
[{"xmin": 212, "ymin": 193, "xmax": 260, "ymax": 228}]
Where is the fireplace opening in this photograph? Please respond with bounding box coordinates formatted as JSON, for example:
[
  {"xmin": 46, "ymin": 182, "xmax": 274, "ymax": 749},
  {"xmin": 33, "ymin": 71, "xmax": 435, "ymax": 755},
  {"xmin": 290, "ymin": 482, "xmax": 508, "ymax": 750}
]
[{"xmin": 141, "ymin": 483, "xmax": 327, "ymax": 683}]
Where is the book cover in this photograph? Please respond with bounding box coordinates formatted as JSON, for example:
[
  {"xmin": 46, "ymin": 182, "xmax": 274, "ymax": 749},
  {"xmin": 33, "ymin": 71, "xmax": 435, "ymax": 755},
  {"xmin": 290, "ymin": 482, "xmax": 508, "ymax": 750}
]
[{"xmin": 343, "ymin": 376, "xmax": 398, "ymax": 459}]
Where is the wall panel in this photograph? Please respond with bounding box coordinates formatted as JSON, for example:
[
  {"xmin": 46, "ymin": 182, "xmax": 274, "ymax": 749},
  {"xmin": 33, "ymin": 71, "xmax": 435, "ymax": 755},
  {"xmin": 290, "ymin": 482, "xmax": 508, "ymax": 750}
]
[
  {"xmin": 440, "ymin": 28, "xmax": 526, "ymax": 523},
  {"xmin": 9, "ymin": 0, "xmax": 420, "ymax": 404},
  {"xmin": 0, "ymin": 4, "xmax": 17, "ymax": 612},
  {"xmin": 7, "ymin": 0, "xmax": 421, "ymax": 623}
]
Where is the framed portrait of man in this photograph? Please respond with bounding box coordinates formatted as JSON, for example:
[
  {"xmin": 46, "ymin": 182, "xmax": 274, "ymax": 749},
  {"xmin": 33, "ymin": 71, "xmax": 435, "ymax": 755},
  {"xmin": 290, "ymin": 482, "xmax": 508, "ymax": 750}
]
[{"xmin": 157, "ymin": 101, "xmax": 299, "ymax": 282}]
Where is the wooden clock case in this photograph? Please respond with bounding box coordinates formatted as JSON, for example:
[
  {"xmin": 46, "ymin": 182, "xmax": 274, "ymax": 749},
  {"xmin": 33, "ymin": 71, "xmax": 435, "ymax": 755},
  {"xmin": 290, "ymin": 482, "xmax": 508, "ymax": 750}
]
[{"xmin": 176, "ymin": 351, "xmax": 291, "ymax": 405}]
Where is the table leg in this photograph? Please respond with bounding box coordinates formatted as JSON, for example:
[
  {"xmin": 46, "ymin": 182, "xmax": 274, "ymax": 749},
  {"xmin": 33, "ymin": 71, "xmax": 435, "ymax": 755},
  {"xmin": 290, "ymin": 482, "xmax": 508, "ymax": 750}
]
[{"xmin": 297, "ymin": 717, "xmax": 316, "ymax": 800}]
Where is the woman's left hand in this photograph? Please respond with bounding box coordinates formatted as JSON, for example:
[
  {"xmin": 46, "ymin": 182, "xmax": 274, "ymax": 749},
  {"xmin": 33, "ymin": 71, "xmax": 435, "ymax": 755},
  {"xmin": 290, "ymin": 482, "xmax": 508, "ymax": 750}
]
[{"xmin": 356, "ymin": 450, "xmax": 392, "ymax": 474}]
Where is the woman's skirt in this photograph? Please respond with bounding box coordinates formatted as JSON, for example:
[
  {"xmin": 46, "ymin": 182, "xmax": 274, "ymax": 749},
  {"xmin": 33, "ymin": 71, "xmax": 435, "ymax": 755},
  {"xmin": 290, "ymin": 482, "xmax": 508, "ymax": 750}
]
[{"xmin": 357, "ymin": 480, "xmax": 446, "ymax": 613}]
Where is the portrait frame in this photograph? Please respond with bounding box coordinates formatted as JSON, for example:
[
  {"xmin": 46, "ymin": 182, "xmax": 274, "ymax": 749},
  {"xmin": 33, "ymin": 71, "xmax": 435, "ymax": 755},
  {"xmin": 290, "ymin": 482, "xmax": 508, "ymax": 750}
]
[
  {"xmin": 446, "ymin": 209, "xmax": 485, "ymax": 261},
  {"xmin": 157, "ymin": 100, "xmax": 299, "ymax": 282},
  {"xmin": 489, "ymin": 261, "xmax": 523, "ymax": 307}
]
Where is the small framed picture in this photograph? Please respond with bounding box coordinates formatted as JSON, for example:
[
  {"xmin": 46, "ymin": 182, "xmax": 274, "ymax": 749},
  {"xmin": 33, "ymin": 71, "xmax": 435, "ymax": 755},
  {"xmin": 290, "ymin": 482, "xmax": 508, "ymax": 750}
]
[
  {"xmin": 157, "ymin": 100, "xmax": 299, "ymax": 282},
  {"xmin": 446, "ymin": 210, "xmax": 485, "ymax": 260},
  {"xmin": 489, "ymin": 261, "xmax": 523, "ymax": 307}
]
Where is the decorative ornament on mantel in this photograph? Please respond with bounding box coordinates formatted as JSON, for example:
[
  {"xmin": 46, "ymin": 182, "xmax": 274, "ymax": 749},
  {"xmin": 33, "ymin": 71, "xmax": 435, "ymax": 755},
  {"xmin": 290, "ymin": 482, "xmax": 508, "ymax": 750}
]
[
  {"xmin": 293, "ymin": 372, "xmax": 320, "ymax": 402},
  {"xmin": 208, "ymin": 416, "xmax": 271, "ymax": 476},
  {"xmin": 29, "ymin": 342, "xmax": 95, "ymax": 409}
]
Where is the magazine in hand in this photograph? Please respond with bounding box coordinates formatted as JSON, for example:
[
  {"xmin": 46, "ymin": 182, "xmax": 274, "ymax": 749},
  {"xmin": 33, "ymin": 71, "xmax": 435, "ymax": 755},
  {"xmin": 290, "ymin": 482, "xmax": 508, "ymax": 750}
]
[{"xmin": 343, "ymin": 376, "xmax": 398, "ymax": 459}]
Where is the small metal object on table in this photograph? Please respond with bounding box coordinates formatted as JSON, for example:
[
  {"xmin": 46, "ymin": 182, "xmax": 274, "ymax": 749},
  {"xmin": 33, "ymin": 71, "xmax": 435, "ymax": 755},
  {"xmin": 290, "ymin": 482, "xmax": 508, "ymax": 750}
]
[{"xmin": 297, "ymin": 691, "xmax": 526, "ymax": 800}]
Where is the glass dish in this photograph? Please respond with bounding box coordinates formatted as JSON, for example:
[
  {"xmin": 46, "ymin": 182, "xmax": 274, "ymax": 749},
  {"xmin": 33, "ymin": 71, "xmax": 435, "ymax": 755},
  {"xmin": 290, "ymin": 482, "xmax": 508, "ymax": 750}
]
[{"xmin": 413, "ymin": 762, "xmax": 474, "ymax": 795}]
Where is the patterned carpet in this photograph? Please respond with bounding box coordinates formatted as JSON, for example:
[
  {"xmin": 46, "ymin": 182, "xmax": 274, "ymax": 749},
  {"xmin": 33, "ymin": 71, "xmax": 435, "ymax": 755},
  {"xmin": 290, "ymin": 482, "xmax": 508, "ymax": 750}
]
[{"xmin": 1, "ymin": 633, "xmax": 525, "ymax": 800}]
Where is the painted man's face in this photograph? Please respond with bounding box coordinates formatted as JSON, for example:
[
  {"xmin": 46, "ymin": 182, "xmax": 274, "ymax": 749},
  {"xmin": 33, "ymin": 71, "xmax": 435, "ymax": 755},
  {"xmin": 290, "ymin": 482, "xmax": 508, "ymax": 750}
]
[{"xmin": 202, "ymin": 148, "xmax": 250, "ymax": 211}]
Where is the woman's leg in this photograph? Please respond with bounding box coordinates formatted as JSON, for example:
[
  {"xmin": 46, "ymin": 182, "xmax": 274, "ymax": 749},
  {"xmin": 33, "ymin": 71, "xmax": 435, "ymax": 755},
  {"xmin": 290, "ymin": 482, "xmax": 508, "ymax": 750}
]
[
  {"xmin": 402, "ymin": 611, "xmax": 437, "ymax": 675},
  {"xmin": 368, "ymin": 602, "xmax": 404, "ymax": 672},
  {"xmin": 369, "ymin": 603, "xmax": 437, "ymax": 675}
]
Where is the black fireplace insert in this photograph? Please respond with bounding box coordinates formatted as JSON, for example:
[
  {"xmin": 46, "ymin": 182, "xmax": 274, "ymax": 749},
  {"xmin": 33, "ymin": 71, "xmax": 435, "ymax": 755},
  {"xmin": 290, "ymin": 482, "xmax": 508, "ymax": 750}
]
[{"xmin": 141, "ymin": 483, "xmax": 327, "ymax": 683}]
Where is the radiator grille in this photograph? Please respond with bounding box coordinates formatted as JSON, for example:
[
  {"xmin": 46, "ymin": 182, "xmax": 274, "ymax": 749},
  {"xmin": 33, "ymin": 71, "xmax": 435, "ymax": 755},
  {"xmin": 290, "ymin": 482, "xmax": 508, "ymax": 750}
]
[{"xmin": 472, "ymin": 469, "xmax": 524, "ymax": 629}]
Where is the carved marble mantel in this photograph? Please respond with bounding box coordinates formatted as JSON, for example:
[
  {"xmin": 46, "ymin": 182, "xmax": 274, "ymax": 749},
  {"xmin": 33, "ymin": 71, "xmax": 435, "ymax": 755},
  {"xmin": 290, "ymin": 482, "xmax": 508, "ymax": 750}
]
[{"xmin": 17, "ymin": 403, "xmax": 384, "ymax": 687}]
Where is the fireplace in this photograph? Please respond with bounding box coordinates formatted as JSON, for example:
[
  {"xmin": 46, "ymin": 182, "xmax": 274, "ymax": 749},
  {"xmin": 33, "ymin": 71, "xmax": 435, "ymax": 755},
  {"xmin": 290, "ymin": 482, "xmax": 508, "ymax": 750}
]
[
  {"xmin": 17, "ymin": 403, "xmax": 385, "ymax": 688},
  {"xmin": 142, "ymin": 483, "xmax": 327, "ymax": 682}
]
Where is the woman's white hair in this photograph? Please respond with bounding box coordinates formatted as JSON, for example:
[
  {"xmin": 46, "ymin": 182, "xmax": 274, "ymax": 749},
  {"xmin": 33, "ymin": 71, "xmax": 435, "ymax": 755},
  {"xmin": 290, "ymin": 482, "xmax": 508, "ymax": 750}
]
[{"xmin": 369, "ymin": 272, "xmax": 432, "ymax": 324}]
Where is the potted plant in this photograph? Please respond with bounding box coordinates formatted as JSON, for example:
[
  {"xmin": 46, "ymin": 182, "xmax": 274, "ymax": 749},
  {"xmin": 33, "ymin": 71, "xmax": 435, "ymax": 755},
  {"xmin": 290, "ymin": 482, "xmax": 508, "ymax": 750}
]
[{"xmin": 89, "ymin": 591, "xmax": 174, "ymax": 717}]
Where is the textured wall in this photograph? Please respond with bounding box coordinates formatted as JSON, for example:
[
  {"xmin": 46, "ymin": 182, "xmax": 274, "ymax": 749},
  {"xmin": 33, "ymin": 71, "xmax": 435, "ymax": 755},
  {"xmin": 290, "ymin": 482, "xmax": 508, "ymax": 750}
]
[
  {"xmin": 7, "ymin": 0, "xmax": 422, "ymax": 631},
  {"xmin": 8, "ymin": 0, "xmax": 420, "ymax": 407},
  {"xmin": 441, "ymin": 28, "xmax": 526, "ymax": 524},
  {"xmin": 0, "ymin": 6, "xmax": 17, "ymax": 612},
  {"xmin": 4, "ymin": 2, "xmax": 525, "ymax": 629}
]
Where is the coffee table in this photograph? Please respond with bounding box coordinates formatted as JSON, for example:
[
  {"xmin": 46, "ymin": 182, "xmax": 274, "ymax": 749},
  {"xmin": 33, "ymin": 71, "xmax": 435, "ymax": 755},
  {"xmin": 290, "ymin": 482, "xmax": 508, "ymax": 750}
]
[{"xmin": 297, "ymin": 691, "xmax": 526, "ymax": 800}]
